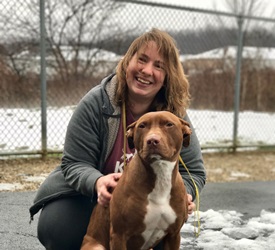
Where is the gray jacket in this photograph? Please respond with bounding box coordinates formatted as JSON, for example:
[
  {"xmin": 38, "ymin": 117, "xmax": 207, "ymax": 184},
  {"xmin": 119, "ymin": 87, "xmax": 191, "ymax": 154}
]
[{"xmin": 30, "ymin": 74, "xmax": 206, "ymax": 219}]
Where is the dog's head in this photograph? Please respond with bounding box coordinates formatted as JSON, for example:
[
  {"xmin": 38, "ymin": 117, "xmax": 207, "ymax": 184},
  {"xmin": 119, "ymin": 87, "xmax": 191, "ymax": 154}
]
[{"xmin": 126, "ymin": 111, "xmax": 192, "ymax": 162}]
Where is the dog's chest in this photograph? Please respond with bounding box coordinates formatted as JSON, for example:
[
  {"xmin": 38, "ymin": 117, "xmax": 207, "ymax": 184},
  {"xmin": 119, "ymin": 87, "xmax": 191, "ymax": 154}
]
[{"xmin": 141, "ymin": 159, "xmax": 177, "ymax": 249}]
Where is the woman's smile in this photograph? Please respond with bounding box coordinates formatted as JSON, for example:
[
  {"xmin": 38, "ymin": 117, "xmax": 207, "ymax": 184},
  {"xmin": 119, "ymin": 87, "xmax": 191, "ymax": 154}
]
[{"xmin": 136, "ymin": 77, "xmax": 151, "ymax": 85}]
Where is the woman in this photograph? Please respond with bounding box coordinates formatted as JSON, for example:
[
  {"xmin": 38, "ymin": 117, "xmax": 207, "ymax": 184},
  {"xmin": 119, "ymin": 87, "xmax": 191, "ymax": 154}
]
[{"xmin": 30, "ymin": 28, "xmax": 206, "ymax": 250}]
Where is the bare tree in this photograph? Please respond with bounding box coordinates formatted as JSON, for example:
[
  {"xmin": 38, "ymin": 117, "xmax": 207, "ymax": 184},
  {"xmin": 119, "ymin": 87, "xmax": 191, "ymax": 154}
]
[
  {"xmin": 213, "ymin": 0, "xmax": 274, "ymax": 111},
  {"xmin": 220, "ymin": 0, "xmax": 268, "ymax": 28},
  {"xmin": 44, "ymin": 0, "xmax": 124, "ymax": 83},
  {"xmin": 0, "ymin": 1, "xmax": 38, "ymax": 76},
  {"xmin": 0, "ymin": 0, "xmax": 126, "ymax": 82},
  {"xmin": 223, "ymin": 0, "xmax": 274, "ymax": 111}
]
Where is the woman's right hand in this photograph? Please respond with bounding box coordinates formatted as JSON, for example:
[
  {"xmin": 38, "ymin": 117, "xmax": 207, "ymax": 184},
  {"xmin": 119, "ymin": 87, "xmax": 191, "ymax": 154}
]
[{"xmin": 95, "ymin": 173, "xmax": 122, "ymax": 207}]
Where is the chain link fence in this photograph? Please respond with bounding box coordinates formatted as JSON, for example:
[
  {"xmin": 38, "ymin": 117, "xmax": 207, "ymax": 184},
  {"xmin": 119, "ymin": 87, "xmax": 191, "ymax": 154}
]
[{"xmin": 1, "ymin": 0, "xmax": 275, "ymax": 157}]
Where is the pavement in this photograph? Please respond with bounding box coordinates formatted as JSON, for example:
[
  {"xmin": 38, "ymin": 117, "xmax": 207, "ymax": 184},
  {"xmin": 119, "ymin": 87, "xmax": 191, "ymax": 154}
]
[{"xmin": 0, "ymin": 180, "xmax": 275, "ymax": 250}]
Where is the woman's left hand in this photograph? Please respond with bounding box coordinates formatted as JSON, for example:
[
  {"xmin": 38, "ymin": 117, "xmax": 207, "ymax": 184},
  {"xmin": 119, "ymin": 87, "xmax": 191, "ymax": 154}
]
[
  {"xmin": 95, "ymin": 173, "xmax": 122, "ymax": 207},
  {"xmin": 187, "ymin": 194, "xmax": 195, "ymax": 215}
]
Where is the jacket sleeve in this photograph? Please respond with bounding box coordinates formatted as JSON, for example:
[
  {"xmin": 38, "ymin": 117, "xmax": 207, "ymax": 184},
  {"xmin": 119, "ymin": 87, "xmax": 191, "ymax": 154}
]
[
  {"xmin": 60, "ymin": 87, "xmax": 105, "ymax": 198},
  {"xmin": 179, "ymin": 113, "xmax": 206, "ymax": 200}
]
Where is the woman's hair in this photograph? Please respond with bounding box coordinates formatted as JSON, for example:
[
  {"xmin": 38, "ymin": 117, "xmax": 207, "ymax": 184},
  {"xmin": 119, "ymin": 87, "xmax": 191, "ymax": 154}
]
[{"xmin": 115, "ymin": 28, "xmax": 190, "ymax": 117}]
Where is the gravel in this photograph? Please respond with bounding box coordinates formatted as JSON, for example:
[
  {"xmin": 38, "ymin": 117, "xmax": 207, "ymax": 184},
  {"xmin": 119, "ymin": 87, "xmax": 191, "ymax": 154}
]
[{"xmin": 1, "ymin": 151, "xmax": 275, "ymax": 192}]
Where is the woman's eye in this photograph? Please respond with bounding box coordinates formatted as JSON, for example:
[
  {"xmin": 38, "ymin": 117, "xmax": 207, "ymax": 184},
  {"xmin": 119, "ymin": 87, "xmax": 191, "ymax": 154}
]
[
  {"xmin": 155, "ymin": 63, "xmax": 165, "ymax": 71},
  {"xmin": 138, "ymin": 57, "xmax": 146, "ymax": 63},
  {"xmin": 156, "ymin": 64, "xmax": 161, "ymax": 69},
  {"xmin": 156, "ymin": 63, "xmax": 162, "ymax": 68}
]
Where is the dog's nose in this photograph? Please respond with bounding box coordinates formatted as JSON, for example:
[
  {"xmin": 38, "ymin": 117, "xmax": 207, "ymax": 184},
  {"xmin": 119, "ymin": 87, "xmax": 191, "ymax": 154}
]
[{"xmin": 146, "ymin": 134, "xmax": 160, "ymax": 146}]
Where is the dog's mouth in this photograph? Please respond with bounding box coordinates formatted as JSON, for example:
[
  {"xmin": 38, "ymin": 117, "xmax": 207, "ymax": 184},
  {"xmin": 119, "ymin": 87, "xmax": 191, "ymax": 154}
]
[{"xmin": 140, "ymin": 146, "xmax": 178, "ymax": 162}]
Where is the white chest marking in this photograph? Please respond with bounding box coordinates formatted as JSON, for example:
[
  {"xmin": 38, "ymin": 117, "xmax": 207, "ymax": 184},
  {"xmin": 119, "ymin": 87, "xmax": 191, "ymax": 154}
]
[{"xmin": 141, "ymin": 159, "xmax": 177, "ymax": 249}]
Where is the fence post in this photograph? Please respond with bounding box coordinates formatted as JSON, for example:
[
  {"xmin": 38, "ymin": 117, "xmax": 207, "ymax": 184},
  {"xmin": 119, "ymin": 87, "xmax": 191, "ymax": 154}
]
[
  {"xmin": 40, "ymin": 0, "xmax": 47, "ymax": 159},
  {"xmin": 233, "ymin": 15, "xmax": 244, "ymax": 152}
]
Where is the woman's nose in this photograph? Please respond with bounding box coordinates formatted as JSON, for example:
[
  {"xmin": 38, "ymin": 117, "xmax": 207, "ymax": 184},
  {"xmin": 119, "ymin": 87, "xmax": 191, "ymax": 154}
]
[{"xmin": 141, "ymin": 62, "xmax": 153, "ymax": 75}]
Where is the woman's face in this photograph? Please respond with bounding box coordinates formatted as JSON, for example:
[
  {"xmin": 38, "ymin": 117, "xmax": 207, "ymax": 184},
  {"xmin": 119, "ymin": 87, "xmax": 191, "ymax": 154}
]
[{"xmin": 126, "ymin": 41, "xmax": 166, "ymax": 102}]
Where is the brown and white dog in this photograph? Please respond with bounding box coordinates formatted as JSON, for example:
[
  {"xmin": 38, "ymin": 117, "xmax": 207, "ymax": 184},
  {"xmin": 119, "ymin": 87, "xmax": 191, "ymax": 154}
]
[{"xmin": 81, "ymin": 111, "xmax": 192, "ymax": 250}]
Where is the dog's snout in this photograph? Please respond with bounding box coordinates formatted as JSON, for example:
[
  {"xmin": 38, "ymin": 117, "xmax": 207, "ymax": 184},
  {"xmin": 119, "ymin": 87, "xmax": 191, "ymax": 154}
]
[
  {"xmin": 147, "ymin": 138, "xmax": 159, "ymax": 146},
  {"xmin": 146, "ymin": 134, "xmax": 160, "ymax": 146}
]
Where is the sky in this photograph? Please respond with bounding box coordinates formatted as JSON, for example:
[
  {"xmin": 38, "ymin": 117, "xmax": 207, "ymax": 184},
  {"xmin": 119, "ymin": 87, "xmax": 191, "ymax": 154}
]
[{"xmin": 141, "ymin": 0, "xmax": 275, "ymax": 17}]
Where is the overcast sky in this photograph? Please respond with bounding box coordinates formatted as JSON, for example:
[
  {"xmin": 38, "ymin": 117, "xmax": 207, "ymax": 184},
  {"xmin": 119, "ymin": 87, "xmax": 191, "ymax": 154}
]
[{"xmin": 141, "ymin": 0, "xmax": 275, "ymax": 17}]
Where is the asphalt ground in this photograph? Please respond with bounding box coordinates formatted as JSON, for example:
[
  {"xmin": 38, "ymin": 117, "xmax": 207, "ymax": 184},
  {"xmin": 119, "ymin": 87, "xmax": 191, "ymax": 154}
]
[{"xmin": 1, "ymin": 181, "xmax": 275, "ymax": 249}]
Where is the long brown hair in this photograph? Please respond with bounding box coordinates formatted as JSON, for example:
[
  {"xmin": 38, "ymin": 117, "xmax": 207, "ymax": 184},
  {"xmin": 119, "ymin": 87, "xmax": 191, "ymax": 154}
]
[{"xmin": 115, "ymin": 28, "xmax": 190, "ymax": 117}]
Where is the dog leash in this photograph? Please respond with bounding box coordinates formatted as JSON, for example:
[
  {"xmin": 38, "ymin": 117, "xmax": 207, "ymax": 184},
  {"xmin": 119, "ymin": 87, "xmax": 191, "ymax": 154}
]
[
  {"xmin": 179, "ymin": 156, "xmax": 201, "ymax": 237},
  {"xmin": 122, "ymin": 102, "xmax": 200, "ymax": 236},
  {"xmin": 122, "ymin": 102, "xmax": 127, "ymax": 169}
]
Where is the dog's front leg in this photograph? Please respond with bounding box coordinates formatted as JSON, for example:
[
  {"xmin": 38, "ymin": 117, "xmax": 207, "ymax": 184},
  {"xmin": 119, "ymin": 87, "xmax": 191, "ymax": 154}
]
[
  {"xmin": 110, "ymin": 236, "xmax": 127, "ymax": 250},
  {"xmin": 163, "ymin": 232, "xmax": 181, "ymax": 250},
  {"xmin": 110, "ymin": 225, "xmax": 127, "ymax": 250},
  {"xmin": 81, "ymin": 237, "xmax": 106, "ymax": 250}
]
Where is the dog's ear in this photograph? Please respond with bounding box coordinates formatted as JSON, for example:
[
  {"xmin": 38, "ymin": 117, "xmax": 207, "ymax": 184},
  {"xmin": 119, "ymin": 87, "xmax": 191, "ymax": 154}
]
[
  {"xmin": 180, "ymin": 119, "xmax": 192, "ymax": 147},
  {"xmin": 126, "ymin": 122, "xmax": 136, "ymax": 149}
]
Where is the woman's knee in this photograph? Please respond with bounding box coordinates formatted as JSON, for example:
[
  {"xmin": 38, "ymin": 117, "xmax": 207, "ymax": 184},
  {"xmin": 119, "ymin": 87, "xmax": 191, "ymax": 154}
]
[{"xmin": 37, "ymin": 195, "xmax": 94, "ymax": 250}]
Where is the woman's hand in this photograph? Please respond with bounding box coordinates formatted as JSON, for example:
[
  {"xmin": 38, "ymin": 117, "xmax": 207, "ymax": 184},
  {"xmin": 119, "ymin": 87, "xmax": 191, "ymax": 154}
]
[
  {"xmin": 95, "ymin": 173, "xmax": 122, "ymax": 207},
  {"xmin": 187, "ymin": 194, "xmax": 195, "ymax": 215}
]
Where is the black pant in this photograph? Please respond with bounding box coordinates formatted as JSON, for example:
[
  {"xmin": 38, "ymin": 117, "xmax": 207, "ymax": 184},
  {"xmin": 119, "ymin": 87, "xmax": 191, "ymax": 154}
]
[
  {"xmin": 37, "ymin": 195, "xmax": 163, "ymax": 250},
  {"xmin": 37, "ymin": 195, "xmax": 94, "ymax": 250}
]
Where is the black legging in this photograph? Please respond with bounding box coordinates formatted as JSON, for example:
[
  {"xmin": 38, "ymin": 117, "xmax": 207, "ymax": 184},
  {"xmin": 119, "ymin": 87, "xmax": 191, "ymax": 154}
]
[
  {"xmin": 37, "ymin": 195, "xmax": 163, "ymax": 250},
  {"xmin": 37, "ymin": 195, "xmax": 94, "ymax": 250}
]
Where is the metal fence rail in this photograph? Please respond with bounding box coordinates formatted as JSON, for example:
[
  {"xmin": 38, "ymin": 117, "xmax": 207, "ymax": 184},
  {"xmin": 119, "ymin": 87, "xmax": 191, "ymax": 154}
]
[{"xmin": 0, "ymin": 0, "xmax": 275, "ymax": 157}]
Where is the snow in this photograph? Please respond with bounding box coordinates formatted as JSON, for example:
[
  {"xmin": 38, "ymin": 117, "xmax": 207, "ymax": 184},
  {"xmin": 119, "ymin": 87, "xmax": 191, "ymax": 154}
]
[
  {"xmin": 0, "ymin": 106, "xmax": 75, "ymax": 152},
  {"xmin": 180, "ymin": 209, "xmax": 275, "ymax": 249},
  {"xmin": 181, "ymin": 47, "xmax": 275, "ymax": 69},
  {"xmin": 189, "ymin": 110, "xmax": 275, "ymax": 147},
  {"xmin": 181, "ymin": 47, "xmax": 275, "ymax": 60},
  {"xmin": 1, "ymin": 107, "xmax": 274, "ymax": 152},
  {"xmin": 57, "ymin": 47, "xmax": 121, "ymax": 62},
  {"xmin": 0, "ymin": 183, "xmax": 24, "ymax": 191},
  {"xmin": 0, "ymin": 174, "xmax": 48, "ymax": 191},
  {"xmin": 10, "ymin": 48, "xmax": 121, "ymax": 77}
]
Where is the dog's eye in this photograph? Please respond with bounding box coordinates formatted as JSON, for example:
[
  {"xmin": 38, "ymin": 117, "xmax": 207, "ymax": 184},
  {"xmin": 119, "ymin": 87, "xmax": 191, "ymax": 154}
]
[
  {"xmin": 166, "ymin": 122, "xmax": 174, "ymax": 127},
  {"xmin": 138, "ymin": 123, "xmax": 146, "ymax": 129}
]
